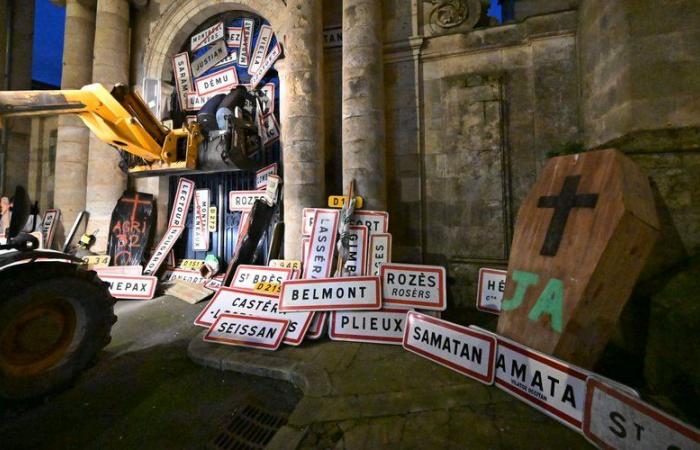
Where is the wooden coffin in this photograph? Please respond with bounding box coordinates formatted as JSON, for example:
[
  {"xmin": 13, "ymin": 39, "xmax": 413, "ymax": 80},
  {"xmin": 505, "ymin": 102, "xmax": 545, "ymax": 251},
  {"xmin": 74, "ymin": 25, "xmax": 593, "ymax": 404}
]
[{"xmin": 496, "ymin": 149, "xmax": 659, "ymax": 368}]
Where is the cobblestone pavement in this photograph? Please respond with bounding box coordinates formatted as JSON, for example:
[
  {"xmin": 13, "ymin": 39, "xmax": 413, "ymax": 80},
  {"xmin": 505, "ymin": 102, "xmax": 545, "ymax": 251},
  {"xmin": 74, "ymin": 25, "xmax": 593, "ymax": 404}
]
[{"xmin": 189, "ymin": 330, "xmax": 592, "ymax": 449}]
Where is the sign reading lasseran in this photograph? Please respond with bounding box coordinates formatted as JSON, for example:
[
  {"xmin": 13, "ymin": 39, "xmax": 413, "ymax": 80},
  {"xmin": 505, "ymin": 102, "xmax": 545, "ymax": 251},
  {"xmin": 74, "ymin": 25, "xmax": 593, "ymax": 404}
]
[
  {"xmin": 381, "ymin": 263, "xmax": 447, "ymax": 311},
  {"xmin": 203, "ymin": 313, "xmax": 289, "ymax": 351}
]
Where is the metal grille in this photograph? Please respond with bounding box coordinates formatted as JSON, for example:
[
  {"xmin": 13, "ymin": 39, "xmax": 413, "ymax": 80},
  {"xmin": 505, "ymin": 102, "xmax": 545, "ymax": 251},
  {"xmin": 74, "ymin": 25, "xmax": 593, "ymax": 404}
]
[{"xmin": 209, "ymin": 403, "xmax": 289, "ymax": 450}]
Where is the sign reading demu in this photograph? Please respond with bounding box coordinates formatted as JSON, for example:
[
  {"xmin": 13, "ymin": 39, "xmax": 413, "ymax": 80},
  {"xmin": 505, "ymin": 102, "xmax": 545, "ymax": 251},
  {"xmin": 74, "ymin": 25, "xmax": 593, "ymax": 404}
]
[
  {"xmin": 476, "ymin": 268, "xmax": 507, "ymax": 314},
  {"xmin": 99, "ymin": 274, "xmax": 157, "ymax": 300},
  {"xmin": 329, "ymin": 309, "xmax": 408, "ymax": 345},
  {"xmin": 381, "ymin": 263, "xmax": 446, "ymax": 311},
  {"xmin": 279, "ymin": 276, "xmax": 382, "ymax": 312},
  {"xmin": 194, "ymin": 287, "xmax": 313, "ymax": 346},
  {"xmin": 583, "ymin": 378, "xmax": 700, "ymax": 449},
  {"xmin": 203, "ymin": 314, "xmax": 288, "ymax": 351},
  {"xmin": 497, "ymin": 149, "xmax": 660, "ymax": 368},
  {"xmin": 231, "ymin": 264, "xmax": 294, "ymax": 293},
  {"xmin": 402, "ymin": 312, "xmax": 495, "ymax": 384}
]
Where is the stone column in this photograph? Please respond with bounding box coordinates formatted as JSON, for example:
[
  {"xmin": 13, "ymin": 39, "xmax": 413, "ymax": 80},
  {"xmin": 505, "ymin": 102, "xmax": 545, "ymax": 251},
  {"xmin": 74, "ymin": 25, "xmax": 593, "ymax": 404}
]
[
  {"xmin": 53, "ymin": 0, "xmax": 95, "ymax": 245},
  {"xmin": 84, "ymin": 0, "xmax": 129, "ymax": 252},
  {"xmin": 342, "ymin": 0, "xmax": 386, "ymax": 209},
  {"xmin": 280, "ymin": 0, "xmax": 325, "ymax": 259}
]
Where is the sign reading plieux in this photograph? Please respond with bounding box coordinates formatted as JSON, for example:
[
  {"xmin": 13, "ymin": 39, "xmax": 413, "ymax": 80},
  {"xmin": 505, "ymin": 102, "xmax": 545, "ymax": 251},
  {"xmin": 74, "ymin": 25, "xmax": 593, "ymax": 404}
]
[
  {"xmin": 203, "ymin": 314, "xmax": 289, "ymax": 351},
  {"xmin": 583, "ymin": 378, "xmax": 700, "ymax": 450},
  {"xmin": 381, "ymin": 263, "xmax": 447, "ymax": 311},
  {"xmin": 329, "ymin": 309, "xmax": 408, "ymax": 345},
  {"xmin": 99, "ymin": 274, "xmax": 157, "ymax": 300},
  {"xmin": 279, "ymin": 277, "xmax": 382, "ymax": 312},
  {"xmin": 231, "ymin": 265, "xmax": 294, "ymax": 293},
  {"xmin": 194, "ymin": 287, "xmax": 313, "ymax": 346},
  {"xmin": 402, "ymin": 311, "xmax": 496, "ymax": 384},
  {"xmin": 303, "ymin": 210, "xmax": 339, "ymax": 279},
  {"xmin": 477, "ymin": 268, "xmax": 507, "ymax": 314}
]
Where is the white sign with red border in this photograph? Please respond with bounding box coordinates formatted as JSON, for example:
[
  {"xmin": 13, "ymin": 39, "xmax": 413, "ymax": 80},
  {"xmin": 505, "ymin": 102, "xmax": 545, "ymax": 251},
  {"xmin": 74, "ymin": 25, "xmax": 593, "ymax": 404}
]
[
  {"xmin": 229, "ymin": 190, "xmax": 267, "ymax": 212},
  {"xmin": 225, "ymin": 26, "xmax": 241, "ymax": 48},
  {"xmin": 477, "ymin": 268, "xmax": 507, "ymax": 314},
  {"xmin": 238, "ymin": 18, "xmax": 254, "ymax": 67},
  {"xmin": 330, "ymin": 308, "xmax": 408, "ymax": 345},
  {"xmin": 191, "ymin": 39, "xmax": 228, "ymax": 78},
  {"xmin": 381, "ymin": 263, "xmax": 446, "ymax": 311},
  {"xmin": 279, "ymin": 276, "xmax": 381, "ymax": 312},
  {"xmin": 193, "ymin": 189, "xmax": 210, "ymax": 251},
  {"xmin": 305, "ymin": 312, "xmax": 326, "ymax": 340},
  {"xmin": 195, "ymin": 67, "xmax": 238, "ymax": 96},
  {"xmin": 301, "ymin": 235, "xmax": 310, "ymax": 268},
  {"xmin": 195, "ymin": 287, "xmax": 313, "ymax": 346},
  {"xmin": 232, "ymin": 264, "xmax": 294, "ymax": 293},
  {"xmin": 184, "ymin": 91, "xmax": 225, "ymax": 111},
  {"xmin": 95, "ymin": 265, "xmax": 143, "ymax": 276},
  {"xmin": 260, "ymin": 83, "xmax": 275, "ymax": 115},
  {"xmin": 204, "ymin": 274, "xmax": 224, "ymax": 290},
  {"xmin": 255, "ymin": 163, "xmax": 278, "ymax": 190},
  {"xmin": 100, "ymin": 275, "xmax": 157, "ymax": 300},
  {"xmin": 172, "ymin": 52, "xmax": 193, "ymax": 110},
  {"xmin": 367, "ymin": 233, "xmax": 391, "ymax": 276},
  {"xmin": 204, "ymin": 313, "xmax": 288, "ymax": 351},
  {"xmin": 343, "ymin": 225, "xmax": 368, "ymax": 276},
  {"xmin": 190, "ymin": 21, "xmax": 225, "ymax": 52},
  {"xmin": 583, "ymin": 378, "xmax": 700, "ymax": 449},
  {"xmin": 301, "ymin": 208, "xmax": 336, "ymax": 235},
  {"xmin": 260, "ymin": 113, "xmax": 280, "ymax": 146},
  {"xmin": 40, "ymin": 209, "xmax": 60, "ymax": 248},
  {"xmin": 250, "ymin": 42, "xmax": 281, "ymax": 89},
  {"xmin": 403, "ymin": 311, "xmax": 495, "ymax": 384},
  {"xmin": 143, "ymin": 178, "xmax": 194, "ymax": 275},
  {"xmin": 215, "ymin": 51, "xmax": 238, "ymax": 68},
  {"xmin": 303, "ymin": 210, "xmax": 339, "ymax": 279},
  {"xmin": 162, "ymin": 268, "xmax": 207, "ymax": 285},
  {"xmin": 248, "ymin": 24, "xmax": 274, "ymax": 75},
  {"xmin": 350, "ymin": 210, "xmax": 389, "ymax": 234}
]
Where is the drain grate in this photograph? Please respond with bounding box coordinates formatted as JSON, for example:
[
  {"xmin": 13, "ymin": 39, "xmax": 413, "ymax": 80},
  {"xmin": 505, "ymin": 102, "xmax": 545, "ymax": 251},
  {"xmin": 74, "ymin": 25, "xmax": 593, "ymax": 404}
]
[{"xmin": 209, "ymin": 403, "xmax": 289, "ymax": 450}]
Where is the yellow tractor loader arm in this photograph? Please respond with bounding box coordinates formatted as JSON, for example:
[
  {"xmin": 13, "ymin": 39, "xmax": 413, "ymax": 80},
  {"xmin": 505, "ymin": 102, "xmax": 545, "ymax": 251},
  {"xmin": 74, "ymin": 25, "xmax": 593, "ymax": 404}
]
[{"xmin": 0, "ymin": 83, "xmax": 202, "ymax": 175}]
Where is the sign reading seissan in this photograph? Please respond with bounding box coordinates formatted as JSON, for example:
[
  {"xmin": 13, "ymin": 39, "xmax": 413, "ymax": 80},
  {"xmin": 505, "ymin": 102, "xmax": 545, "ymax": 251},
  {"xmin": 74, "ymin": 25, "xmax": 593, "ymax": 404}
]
[
  {"xmin": 231, "ymin": 264, "xmax": 294, "ymax": 292},
  {"xmin": 204, "ymin": 314, "xmax": 288, "ymax": 351},
  {"xmin": 381, "ymin": 263, "xmax": 446, "ymax": 311},
  {"xmin": 403, "ymin": 311, "xmax": 495, "ymax": 384},
  {"xmin": 279, "ymin": 276, "xmax": 382, "ymax": 312}
]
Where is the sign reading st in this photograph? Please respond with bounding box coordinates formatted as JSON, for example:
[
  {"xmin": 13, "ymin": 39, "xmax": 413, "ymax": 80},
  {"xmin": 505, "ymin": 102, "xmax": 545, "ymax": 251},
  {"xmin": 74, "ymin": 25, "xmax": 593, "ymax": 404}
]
[
  {"xmin": 381, "ymin": 263, "xmax": 446, "ymax": 311},
  {"xmin": 583, "ymin": 378, "xmax": 700, "ymax": 450},
  {"xmin": 204, "ymin": 314, "xmax": 288, "ymax": 351},
  {"xmin": 476, "ymin": 268, "xmax": 507, "ymax": 314},
  {"xmin": 497, "ymin": 150, "xmax": 660, "ymax": 368},
  {"xmin": 279, "ymin": 276, "xmax": 382, "ymax": 312},
  {"xmin": 402, "ymin": 312, "xmax": 495, "ymax": 384},
  {"xmin": 231, "ymin": 264, "xmax": 294, "ymax": 293}
]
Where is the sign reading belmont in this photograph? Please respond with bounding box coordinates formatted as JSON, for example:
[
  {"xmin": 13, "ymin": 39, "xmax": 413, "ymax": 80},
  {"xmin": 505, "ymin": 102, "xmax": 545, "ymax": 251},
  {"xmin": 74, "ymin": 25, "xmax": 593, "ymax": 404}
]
[
  {"xmin": 381, "ymin": 263, "xmax": 447, "ymax": 311},
  {"xmin": 279, "ymin": 277, "xmax": 382, "ymax": 312},
  {"xmin": 403, "ymin": 312, "xmax": 495, "ymax": 384}
]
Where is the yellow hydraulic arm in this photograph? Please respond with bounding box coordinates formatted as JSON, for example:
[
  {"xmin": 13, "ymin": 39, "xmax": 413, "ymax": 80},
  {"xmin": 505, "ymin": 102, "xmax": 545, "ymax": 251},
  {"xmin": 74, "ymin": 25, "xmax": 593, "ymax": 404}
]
[{"xmin": 0, "ymin": 83, "xmax": 201, "ymax": 174}]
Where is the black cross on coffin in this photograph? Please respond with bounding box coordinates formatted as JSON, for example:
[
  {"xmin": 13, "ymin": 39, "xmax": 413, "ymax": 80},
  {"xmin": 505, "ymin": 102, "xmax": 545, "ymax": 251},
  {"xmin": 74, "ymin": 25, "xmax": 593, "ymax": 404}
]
[{"xmin": 537, "ymin": 175, "xmax": 599, "ymax": 257}]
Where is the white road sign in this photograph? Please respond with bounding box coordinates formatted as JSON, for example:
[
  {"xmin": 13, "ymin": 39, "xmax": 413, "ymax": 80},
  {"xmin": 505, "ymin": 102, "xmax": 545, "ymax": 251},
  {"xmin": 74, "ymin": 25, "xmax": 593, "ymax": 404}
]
[
  {"xmin": 583, "ymin": 378, "xmax": 700, "ymax": 449},
  {"xmin": 402, "ymin": 311, "xmax": 495, "ymax": 384},
  {"xmin": 204, "ymin": 313, "xmax": 288, "ymax": 351},
  {"xmin": 195, "ymin": 66, "xmax": 238, "ymax": 96},
  {"xmin": 343, "ymin": 225, "xmax": 368, "ymax": 276},
  {"xmin": 255, "ymin": 163, "xmax": 278, "ymax": 189},
  {"xmin": 231, "ymin": 264, "xmax": 294, "ymax": 292},
  {"xmin": 248, "ymin": 24, "xmax": 274, "ymax": 75},
  {"xmin": 100, "ymin": 275, "xmax": 157, "ymax": 300},
  {"xmin": 368, "ymin": 233, "xmax": 391, "ymax": 276},
  {"xmin": 194, "ymin": 287, "xmax": 313, "ymax": 346},
  {"xmin": 329, "ymin": 308, "xmax": 408, "ymax": 345},
  {"xmin": 476, "ymin": 268, "xmax": 507, "ymax": 314},
  {"xmin": 350, "ymin": 210, "xmax": 389, "ymax": 234},
  {"xmin": 193, "ymin": 189, "xmax": 210, "ymax": 251},
  {"xmin": 190, "ymin": 21, "xmax": 224, "ymax": 52},
  {"xmin": 279, "ymin": 276, "xmax": 382, "ymax": 312},
  {"xmin": 381, "ymin": 263, "xmax": 447, "ymax": 311},
  {"xmin": 191, "ymin": 39, "xmax": 228, "ymax": 78},
  {"xmin": 228, "ymin": 190, "xmax": 267, "ymax": 212},
  {"xmin": 302, "ymin": 209, "xmax": 339, "ymax": 279}
]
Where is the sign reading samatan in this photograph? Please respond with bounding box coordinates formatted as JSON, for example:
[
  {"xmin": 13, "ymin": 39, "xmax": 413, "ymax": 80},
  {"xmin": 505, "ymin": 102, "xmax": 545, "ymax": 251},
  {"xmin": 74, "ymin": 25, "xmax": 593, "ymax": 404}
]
[
  {"xmin": 403, "ymin": 311, "xmax": 496, "ymax": 384},
  {"xmin": 279, "ymin": 276, "xmax": 382, "ymax": 312},
  {"xmin": 329, "ymin": 308, "xmax": 408, "ymax": 345},
  {"xmin": 171, "ymin": 52, "xmax": 193, "ymax": 110},
  {"xmin": 194, "ymin": 287, "xmax": 313, "ymax": 346},
  {"xmin": 100, "ymin": 274, "xmax": 157, "ymax": 300},
  {"xmin": 204, "ymin": 313, "xmax": 288, "ymax": 351},
  {"xmin": 231, "ymin": 264, "xmax": 294, "ymax": 293},
  {"xmin": 381, "ymin": 263, "xmax": 447, "ymax": 311}
]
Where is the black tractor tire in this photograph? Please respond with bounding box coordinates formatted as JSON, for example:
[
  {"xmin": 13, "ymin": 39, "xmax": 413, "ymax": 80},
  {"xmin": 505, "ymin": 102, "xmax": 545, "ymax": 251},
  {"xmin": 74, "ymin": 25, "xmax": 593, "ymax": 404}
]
[{"xmin": 0, "ymin": 262, "xmax": 117, "ymax": 400}]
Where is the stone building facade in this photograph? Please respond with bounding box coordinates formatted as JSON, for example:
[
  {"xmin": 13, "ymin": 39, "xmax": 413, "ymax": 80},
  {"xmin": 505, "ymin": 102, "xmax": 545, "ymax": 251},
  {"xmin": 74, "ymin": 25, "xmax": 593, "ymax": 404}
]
[{"xmin": 2, "ymin": 0, "xmax": 699, "ymax": 300}]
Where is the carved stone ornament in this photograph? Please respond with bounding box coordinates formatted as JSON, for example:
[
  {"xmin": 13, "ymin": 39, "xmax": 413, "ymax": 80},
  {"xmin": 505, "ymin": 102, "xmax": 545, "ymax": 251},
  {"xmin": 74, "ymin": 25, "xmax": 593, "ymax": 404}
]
[{"xmin": 423, "ymin": 0, "xmax": 486, "ymax": 35}]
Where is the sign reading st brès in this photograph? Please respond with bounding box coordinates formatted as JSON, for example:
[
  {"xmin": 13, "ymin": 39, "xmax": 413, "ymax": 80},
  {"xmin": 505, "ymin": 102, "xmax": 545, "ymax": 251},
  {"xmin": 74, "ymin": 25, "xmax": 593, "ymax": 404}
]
[
  {"xmin": 194, "ymin": 287, "xmax": 313, "ymax": 346},
  {"xmin": 329, "ymin": 309, "xmax": 408, "ymax": 345},
  {"xmin": 381, "ymin": 263, "xmax": 447, "ymax": 311},
  {"xmin": 203, "ymin": 314, "xmax": 289, "ymax": 351},
  {"xmin": 231, "ymin": 264, "xmax": 294, "ymax": 293},
  {"xmin": 402, "ymin": 311, "xmax": 495, "ymax": 384},
  {"xmin": 279, "ymin": 276, "xmax": 382, "ymax": 312},
  {"xmin": 583, "ymin": 378, "xmax": 700, "ymax": 449}
]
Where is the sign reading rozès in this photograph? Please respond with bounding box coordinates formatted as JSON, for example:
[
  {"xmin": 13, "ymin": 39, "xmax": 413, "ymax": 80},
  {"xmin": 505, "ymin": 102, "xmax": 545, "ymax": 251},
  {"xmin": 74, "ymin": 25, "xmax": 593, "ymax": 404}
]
[{"xmin": 381, "ymin": 263, "xmax": 447, "ymax": 311}]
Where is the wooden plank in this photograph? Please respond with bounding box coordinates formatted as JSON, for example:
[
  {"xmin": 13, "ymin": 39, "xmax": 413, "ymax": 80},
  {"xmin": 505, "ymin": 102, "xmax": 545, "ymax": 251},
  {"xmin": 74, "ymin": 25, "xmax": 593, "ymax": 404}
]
[{"xmin": 496, "ymin": 149, "xmax": 659, "ymax": 368}]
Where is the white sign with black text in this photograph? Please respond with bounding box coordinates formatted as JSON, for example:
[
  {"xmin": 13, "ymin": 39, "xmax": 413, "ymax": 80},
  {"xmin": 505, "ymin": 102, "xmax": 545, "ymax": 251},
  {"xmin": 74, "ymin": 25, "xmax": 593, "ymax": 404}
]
[
  {"xmin": 303, "ymin": 209, "xmax": 339, "ymax": 279},
  {"xmin": 172, "ymin": 52, "xmax": 193, "ymax": 110},
  {"xmin": 280, "ymin": 276, "xmax": 382, "ymax": 312},
  {"xmin": 368, "ymin": 233, "xmax": 391, "ymax": 276},
  {"xmin": 350, "ymin": 210, "xmax": 389, "ymax": 234},
  {"xmin": 255, "ymin": 163, "xmax": 278, "ymax": 190},
  {"xmin": 329, "ymin": 308, "xmax": 408, "ymax": 345},
  {"xmin": 195, "ymin": 67, "xmax": 238, "ymax": 96},
  {"xmin": 191, "ymin": 39, "xmax": 228, "ymax": 78},
  {"xmin": 228, "ymin": 190, "xmax": 267, "ymax": 212},
  {"xmin": 191, "ymin": 22, "xmax": 225, "ymax": 52},
  {"xmin": 343, "ymin": 225, "xmax": 368, "ymax": 276},
  {"xmin": 476, "ymin": 268, "xmax": 507, "ymax": 314},
  {"xmin": 193, "ymin": 189, "xmax": 210, "ymax": 251},
  {"xmin": 381, "ymin": 263, "xmax": 447, "ymax": 311},
  {"xmin": 250, "ymin": 42, "xmax": 281, "ymax": 89},
  {"xmin": 100, "ymin": 275, "xmax": 157, "ymax": 300},
  {"xmin": 41, "ymin": 209, "xmax": 60, "ymax": 248},
  {"xmin": 232, "ymin": 264, "xmax": 294, "ymax": 293},
  {"xmin": 238, "ymin": 18, "xmax": 254, "ymax": 67},
  {"xmin": 204, "ymin": 313, "xmax": 288, "ymax": 351},
  {"xmin": 225, "ymin": 26, "xmax": 241, "ymax": 48},
  {"xmin": 248, "ymin": 24, "xmax": 274, "ymax": 75},
  {"xmin": 162, "ymin": 269, "xmax": 207, "ymax": 285}
]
